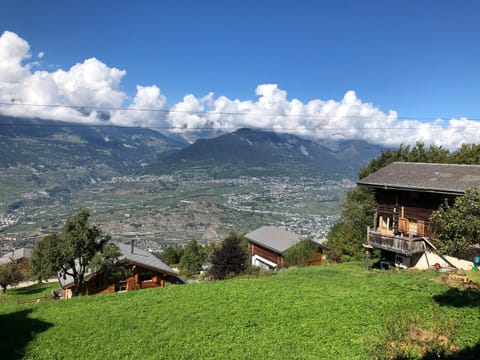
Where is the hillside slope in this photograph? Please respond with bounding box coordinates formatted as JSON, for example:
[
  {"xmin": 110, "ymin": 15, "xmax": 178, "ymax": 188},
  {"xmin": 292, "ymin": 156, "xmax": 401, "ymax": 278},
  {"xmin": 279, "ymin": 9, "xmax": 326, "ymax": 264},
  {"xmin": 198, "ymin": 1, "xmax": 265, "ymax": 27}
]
[
  {"xmin": 148, "ymin": 128, "xmax": 383, "ymax": 177},
  {"xmin": 0, "ymin": 115, "xmax": 183, "ymax": 172},
  {"xmin": 2, "ymin": 263, "xmax": 479, "ymax": 359}
]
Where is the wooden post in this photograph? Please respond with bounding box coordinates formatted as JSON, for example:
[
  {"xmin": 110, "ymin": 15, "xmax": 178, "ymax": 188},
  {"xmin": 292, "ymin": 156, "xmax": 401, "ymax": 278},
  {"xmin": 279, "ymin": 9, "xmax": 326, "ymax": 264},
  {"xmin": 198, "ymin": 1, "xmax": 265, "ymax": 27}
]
[
  {"xmin": 362, "ymin": 243, "xmax": 373, "ymax": 272},
  {"xmin": 365, "ymin": 249, "xmax": 370, "ymax": 271}
]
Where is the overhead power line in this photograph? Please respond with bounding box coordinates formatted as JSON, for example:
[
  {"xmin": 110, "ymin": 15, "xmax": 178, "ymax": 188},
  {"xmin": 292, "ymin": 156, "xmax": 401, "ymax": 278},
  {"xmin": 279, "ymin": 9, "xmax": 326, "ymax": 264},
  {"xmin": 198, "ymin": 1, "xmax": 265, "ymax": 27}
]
[
  {"xmin": 0, "ymin": 101, "xmax": 477, "ymax": 121},
  {"xmin": 2, "ymin": 123, "xmax": 480, "ymax": 132},
  {"xmin": 1, "ymin": 101, "xmax": 480, "ymax": 133}
]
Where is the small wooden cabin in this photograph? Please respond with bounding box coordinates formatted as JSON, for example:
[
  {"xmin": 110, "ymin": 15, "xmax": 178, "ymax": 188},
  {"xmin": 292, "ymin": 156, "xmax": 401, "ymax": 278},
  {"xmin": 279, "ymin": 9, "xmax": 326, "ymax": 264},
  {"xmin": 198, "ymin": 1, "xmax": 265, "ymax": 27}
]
[
  {"xmin": 246, "ymin": 226, "xmax": 327, "ymax": 269},
  {"xmin": 358, "ymin": 162, "xmax": 480, "ymax": 268},
  {"xmin": 59, "ymin": 242, "xmax": 184, "ymax": 298}
]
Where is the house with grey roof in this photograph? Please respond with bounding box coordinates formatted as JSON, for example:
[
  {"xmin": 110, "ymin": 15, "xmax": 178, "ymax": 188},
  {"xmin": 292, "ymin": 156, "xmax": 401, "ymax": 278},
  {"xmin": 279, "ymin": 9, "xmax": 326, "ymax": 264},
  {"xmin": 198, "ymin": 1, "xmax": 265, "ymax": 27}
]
[
  {"xmin": 59, "ymin": 241, "xmax": 184, "ymax": 298},
  {"xmin": 0, "ymin": 247, "xmax": 32, "ymax": 265},
  {"xmin": 245, "ymin": 226, "xmax": 327, "ymax": 269},
  {"xmin": 358, "ymin": 162, "xmax": 479, "ymax": 269}
]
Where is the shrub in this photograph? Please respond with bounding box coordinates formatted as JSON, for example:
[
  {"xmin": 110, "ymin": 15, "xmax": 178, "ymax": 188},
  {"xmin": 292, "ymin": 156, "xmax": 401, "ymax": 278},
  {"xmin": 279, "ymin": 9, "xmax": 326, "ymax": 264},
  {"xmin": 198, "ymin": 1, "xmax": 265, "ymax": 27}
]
[{"xmin": 283, "ymin": 238, "xmax": 317, "ymax": 267}]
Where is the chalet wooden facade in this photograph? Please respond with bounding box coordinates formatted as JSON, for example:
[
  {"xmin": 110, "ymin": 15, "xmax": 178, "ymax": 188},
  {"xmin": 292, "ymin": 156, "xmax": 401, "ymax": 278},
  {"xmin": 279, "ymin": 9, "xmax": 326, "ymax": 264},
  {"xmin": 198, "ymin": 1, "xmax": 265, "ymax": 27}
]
[
  {"xmin": 246, "ymin": 226, "xmax": 327, "ymax": 269},
  {"xmin": 358, "ymin": 162, "xmax": 480, "ymax": 268},
  {"xmin": 59, "ymin": 242, "xmax": 183, "ymax": 298}
]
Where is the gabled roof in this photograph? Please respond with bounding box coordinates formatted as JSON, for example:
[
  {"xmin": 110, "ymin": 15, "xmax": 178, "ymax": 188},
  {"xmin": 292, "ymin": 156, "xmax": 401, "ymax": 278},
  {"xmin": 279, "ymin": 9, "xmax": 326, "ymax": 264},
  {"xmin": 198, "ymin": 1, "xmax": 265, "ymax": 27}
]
[
  {"xmin": 59, "ymin": 242, "xmax": 178, "ymax": 288},
  {"xmin": 0, "ymin": 247, "xmax": 32, "ymax": 265},
  {"xmin": 357, "ymin": 162, "xmax": 480, "ymax": 195},
  {"xmin": 245, "ymin": 226, "xmax": 304, "ymax": 254},
  {"xmin": 115, "ymin": 242, "xmax": 176, "ymax": 276}
]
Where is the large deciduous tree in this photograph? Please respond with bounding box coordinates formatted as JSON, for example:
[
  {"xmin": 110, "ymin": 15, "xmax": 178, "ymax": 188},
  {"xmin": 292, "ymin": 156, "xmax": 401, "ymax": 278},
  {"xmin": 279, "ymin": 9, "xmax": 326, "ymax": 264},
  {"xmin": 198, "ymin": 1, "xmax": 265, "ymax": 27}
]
[
  {"xmin": 430, "ymin": 188, "xmax": 480, "ymax": 256},
  {"xmin": 31, "ymin": 209, "xmax": 115, "ymax": 296}
]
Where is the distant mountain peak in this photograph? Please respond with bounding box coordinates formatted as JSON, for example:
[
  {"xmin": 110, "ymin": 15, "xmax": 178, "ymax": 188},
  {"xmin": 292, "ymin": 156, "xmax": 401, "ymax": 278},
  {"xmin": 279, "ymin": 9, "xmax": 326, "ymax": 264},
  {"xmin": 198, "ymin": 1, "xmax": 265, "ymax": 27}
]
[{"xmin": 147, "ymin": 128, "xmax": 384, "ymax": 177}]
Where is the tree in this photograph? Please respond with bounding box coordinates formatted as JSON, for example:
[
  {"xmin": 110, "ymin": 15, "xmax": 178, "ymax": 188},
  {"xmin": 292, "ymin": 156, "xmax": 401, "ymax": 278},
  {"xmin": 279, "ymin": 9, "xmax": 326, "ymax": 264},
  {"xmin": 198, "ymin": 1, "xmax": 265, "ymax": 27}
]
[
  {"xmin": 358, "ymin": 142, "xmax": 449, "ymax": 179},
  {"xmin": 178, "ymin": 239, "xmax": 204, "ymax": 274},
  {"xmin": 450, "ymin": 143, "xmax": 480, "ymax": 164},
  {"xmin": 161, "ymin": 245, "xmax": 185, "ymax": 265},
  {"xmin": 30, "ymin": 234, "xmax": 61, "ymax": 281},
  {"xmin": 327, "ymin": 186, "xmax": 375, "ymax": 262},
  {"xmin": 209, "ymin": 233, "xmax": 247, "ymax": 280},
  {"xmin": 30, "ymin": 209, "xmax": 115, "ymax": 296},
  {"xmin": 430, "ymin": 188, "xmax": 480, "ymax": 256},
  {"xmin": 0, "ymin": 262, "xmax": 23, "ymax": 293}
]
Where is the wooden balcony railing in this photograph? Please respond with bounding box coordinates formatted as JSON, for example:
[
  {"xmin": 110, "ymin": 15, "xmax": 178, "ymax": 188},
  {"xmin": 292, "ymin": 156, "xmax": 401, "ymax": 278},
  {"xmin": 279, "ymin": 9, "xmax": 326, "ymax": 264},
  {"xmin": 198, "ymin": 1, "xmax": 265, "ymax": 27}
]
[{"xmin": 367, "ymin": 228, "xmax": 425, "ymax": 256}]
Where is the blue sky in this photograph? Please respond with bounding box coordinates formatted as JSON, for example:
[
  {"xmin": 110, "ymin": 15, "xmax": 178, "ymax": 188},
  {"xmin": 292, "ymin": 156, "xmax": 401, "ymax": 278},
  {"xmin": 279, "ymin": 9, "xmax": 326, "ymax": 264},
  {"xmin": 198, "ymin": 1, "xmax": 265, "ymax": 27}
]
[{"xmin": 1, "ymin": 0, "xmax": 479, "ymax": 147}]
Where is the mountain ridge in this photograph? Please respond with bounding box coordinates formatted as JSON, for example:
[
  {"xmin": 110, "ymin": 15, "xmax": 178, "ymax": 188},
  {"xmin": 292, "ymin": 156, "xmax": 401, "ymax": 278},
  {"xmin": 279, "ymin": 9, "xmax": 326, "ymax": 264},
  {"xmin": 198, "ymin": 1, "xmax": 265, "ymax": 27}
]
[{"xmin": 148, "ymin": 127, "xmax": 384, "ymax": 177}]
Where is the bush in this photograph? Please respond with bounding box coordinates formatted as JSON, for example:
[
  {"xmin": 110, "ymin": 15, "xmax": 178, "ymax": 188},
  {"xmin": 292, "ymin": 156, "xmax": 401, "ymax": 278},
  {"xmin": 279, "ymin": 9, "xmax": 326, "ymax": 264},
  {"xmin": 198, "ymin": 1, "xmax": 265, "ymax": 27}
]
[{"xmin": 283, "ymin": 238, "xmax": 317, "ymax": 267}]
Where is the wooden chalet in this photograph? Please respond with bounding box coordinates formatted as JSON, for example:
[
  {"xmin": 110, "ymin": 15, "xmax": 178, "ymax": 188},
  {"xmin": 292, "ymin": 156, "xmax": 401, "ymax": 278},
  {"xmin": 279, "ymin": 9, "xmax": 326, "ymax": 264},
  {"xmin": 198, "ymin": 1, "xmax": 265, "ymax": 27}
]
[
  {"xmin": 358, "ymin": 162, "xmax": 480, "ymax": 269},
  {"xmin": 59, "ymin": 242, "xmax": 184, "ymax": 298},
  {"xmin": 246, "ymin": 226, "xmax": 327, "ymax": 269}
]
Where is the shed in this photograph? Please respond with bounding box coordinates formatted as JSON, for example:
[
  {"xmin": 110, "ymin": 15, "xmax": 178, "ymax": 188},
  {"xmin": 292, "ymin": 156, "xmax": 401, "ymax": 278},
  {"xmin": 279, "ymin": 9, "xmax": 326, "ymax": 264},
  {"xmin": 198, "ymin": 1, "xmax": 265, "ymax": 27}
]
[{"xmin": 245, "ymin": 226, "xmax": 327, "ymax": 269}]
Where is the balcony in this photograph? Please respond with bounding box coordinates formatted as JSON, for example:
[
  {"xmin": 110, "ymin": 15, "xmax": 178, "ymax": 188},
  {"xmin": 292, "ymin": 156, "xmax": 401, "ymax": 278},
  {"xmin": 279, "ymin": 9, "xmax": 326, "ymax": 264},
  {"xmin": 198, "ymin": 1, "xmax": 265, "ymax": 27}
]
[{"xmin": 367, "ymin": 227, "xmax": 426, "ymax": 256}]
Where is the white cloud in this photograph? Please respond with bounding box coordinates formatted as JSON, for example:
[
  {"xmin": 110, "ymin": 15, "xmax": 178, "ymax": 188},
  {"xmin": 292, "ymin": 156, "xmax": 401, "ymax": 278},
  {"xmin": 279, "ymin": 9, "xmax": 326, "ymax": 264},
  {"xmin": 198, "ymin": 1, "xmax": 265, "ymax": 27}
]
[
  {"xmin": 1, "ymin": 30, "xmax": 479, "ymax": 149},
  {"xmin": 110, "ymin": 85, "xmax": 168, "ymax": 127},
  {"xmin": 37, "ymin": 51, "xmax": 44, "ymax": 59},
  {"xmin": 0, "ymin": 31, "xmax": 31, "ymax": 83}
]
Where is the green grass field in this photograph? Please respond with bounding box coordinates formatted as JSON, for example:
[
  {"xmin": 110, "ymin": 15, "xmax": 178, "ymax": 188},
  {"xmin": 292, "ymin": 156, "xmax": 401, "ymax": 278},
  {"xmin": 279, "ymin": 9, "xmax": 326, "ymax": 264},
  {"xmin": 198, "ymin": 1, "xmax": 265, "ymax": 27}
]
[{"xmin": 1, "ymin": 263, "xmax": 479, "ymax": 359}]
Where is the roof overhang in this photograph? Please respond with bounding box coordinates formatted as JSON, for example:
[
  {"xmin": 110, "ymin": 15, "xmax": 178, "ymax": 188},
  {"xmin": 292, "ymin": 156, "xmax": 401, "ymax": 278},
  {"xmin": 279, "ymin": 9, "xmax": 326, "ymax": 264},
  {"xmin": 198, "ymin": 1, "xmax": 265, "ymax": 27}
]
[{"xmin": 357, "ymin": 181, "xmax": 465, "ymax": 196}]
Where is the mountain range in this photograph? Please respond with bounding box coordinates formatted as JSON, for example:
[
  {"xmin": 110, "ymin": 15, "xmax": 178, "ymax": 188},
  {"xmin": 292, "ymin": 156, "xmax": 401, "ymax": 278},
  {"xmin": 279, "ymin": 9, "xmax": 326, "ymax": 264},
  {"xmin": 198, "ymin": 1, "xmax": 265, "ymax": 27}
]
[
  {"xmin": 0, "ymin": 115, "xmax": 183, "ymax": 174},
  {"xmin": 149, "ymin": 128, "xmax": 384, "ymax": 177},
  {"xmin": 0, "ymin": 115, "xmax": 384, "ymax": 246},
  {"xmin": 0, "ymin": 116, "xmax": 384, "ymax": 179}
]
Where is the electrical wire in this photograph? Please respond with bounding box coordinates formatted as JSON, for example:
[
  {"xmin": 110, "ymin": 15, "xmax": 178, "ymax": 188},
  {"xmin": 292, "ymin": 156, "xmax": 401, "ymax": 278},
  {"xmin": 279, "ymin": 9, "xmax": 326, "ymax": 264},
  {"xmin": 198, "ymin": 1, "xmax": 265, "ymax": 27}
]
[{"xmin": 1, "ymin": 101, "xmax": 480, "ymax": 132}]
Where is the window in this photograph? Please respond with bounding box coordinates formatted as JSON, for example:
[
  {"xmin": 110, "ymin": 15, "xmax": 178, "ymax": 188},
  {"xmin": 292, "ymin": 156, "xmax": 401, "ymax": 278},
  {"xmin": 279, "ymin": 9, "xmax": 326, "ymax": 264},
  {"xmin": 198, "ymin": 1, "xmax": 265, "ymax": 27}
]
[
  {"xmin": 115, "ymin": 281, "xmax": 127, "ymax": 292},
  {"xmin": 139, "ymin": 270, "xmax": 153, "ymax": 283},
  {"xmin": 409, "ymin": 221, "xmax": 418, "ymax": 234}
]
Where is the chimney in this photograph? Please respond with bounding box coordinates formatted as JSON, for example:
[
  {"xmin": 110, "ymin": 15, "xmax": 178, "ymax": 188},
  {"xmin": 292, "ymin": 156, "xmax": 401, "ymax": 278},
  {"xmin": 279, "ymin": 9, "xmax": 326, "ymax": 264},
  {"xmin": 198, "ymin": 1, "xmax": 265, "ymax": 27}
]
[{"xmin": 131, "ymin": 239, "xmax": 134, "ymax": 254}]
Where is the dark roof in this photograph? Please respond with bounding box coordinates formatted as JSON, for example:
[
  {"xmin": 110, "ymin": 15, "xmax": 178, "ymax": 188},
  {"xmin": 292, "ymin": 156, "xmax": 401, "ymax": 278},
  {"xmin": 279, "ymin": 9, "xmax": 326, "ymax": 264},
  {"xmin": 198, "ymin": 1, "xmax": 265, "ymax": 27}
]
[
  {"xmin": 59, "ymin": 242, "xmax": 179, "ymax": 288},
  {"xmin": 115, "ymin": 242, "xmax": 177, "ymax": 275},
  {"xmin": 245, "ymin": 226, "xmax": 327, "ymax": 254},
  {"xmin": 357, "ymin": 162, "xmax": 480, "ymax": 195}
]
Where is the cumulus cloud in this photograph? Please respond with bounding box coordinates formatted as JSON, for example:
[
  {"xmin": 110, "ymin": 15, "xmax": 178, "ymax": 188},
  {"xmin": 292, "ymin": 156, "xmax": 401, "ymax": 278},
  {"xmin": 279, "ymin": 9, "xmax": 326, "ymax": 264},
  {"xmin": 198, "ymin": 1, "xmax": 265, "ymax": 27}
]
[
  {"xmin": 110, "ymin": 85, "xmax": 168, "ymax": 127},
  {"xmin": 0, "ymin": 31, "xmax": 127, "ymax": 124},
  {"xmin": 0, "ymin": 31, "xmax": 31, "ymax": 83},
  {"xmin": 1, "ymin": 30, "xmax": 479, "ymax": 149}
]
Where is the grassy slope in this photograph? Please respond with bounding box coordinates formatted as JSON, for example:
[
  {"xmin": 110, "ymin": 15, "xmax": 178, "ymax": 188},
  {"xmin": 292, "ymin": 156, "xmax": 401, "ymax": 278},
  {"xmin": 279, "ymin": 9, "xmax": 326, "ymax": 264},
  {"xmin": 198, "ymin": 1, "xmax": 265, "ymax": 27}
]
[{"xmin": 1, "ymin": 263, "xmax": 479, "ymax": 359}]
